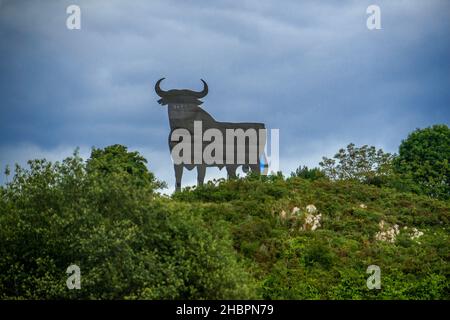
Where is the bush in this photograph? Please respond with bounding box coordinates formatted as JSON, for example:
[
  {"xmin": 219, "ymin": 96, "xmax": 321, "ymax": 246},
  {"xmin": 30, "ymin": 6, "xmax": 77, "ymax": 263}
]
[
  {"xmin": 1, "ymin": 142, "xmax": 449, "ymax": 300},
  {"xmin": 290, "ymin": 166, "xmax": 327, "ymax": 181},
  {"xmin": 0, "ymin": 148, "xmax": 256, "ymax": 299},
  {"xmin": 394, "ymin": 124, "xmax": 450, "ymax": 200}
]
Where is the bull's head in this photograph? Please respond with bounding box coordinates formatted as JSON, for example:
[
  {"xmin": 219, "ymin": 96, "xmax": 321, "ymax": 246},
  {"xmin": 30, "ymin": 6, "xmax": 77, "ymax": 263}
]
[{"xmin": 155, "ymin": 78, "xmax": 208, "ymax": 106}]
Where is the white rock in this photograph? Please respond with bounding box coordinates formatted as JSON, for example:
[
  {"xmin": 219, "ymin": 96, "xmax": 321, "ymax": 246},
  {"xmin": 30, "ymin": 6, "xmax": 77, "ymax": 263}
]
[
  {"xmin": 306, "ymin": 204, "xmax": 317, "ymax": 214},
  {"xmin": 303, "ymin": 212, "xmax": 321, "ymax": 231}
]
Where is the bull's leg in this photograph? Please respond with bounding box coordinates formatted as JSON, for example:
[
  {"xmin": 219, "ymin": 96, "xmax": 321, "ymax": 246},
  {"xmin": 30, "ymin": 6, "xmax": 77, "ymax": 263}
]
[
  {"xmin": 174, "ymin": 164, "xmax": 183, "ymax": 192},
  {"xmin": 250, "ymin": 163, "xmax": 261, "ymax": 174},
  {"xmin": 226, "ymin": 165, "xmax": 237, "ymax": 179},
  {"xmin": 197, "ymin": 165, "xmax": 206, "ymax": 187}
]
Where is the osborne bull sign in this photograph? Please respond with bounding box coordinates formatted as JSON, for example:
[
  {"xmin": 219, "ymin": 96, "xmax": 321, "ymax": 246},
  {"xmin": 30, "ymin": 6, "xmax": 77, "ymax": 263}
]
[{"xmin": 155, "ymin": 78, "xmax": 278, "ymax": 191}]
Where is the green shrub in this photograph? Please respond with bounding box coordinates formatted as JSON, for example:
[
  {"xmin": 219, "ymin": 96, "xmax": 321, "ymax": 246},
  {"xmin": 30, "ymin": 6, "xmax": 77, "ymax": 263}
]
[
  {"xmin": 394, "ymin": 124, "xmax": 450, "ymax": 200},
  {"xmin": 1, "ymin": 144, "xmax": 449, "ymax": 300},
  {"xmin": 0, "ymin": 148, "xmax": 256, "ymax": 299}
]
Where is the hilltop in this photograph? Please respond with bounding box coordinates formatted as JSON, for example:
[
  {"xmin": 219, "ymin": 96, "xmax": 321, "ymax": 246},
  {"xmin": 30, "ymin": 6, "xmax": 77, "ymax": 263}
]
[
  {"xmin": 173, "ymin": 175, "xmax": 449, "ymax": 299},
  {"xmin": 1, "ymin": 155, "xmax": 448, "ymax": 299}
]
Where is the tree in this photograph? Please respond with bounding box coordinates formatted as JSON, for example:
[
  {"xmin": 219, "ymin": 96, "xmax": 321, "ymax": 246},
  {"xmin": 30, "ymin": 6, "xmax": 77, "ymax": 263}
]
[
  {"xmin": 4, "ymin": 165, "xmax": 10, "ymax": 184},
  {"xmin": 86, "ymin": 144, "xmax": 166, "ymax": 191},
  {"xmin": 394, "ymin": 124, "xmax": 450, "ymax": 200},
  {"xmin": 0, "ymin": 148, "xmax": 255, "ymax": 299},
  {"xmin": 290, "ymin": 166, "xmax": 327, "ymax": 181},
  {"xmin": 319, "ymin": 143, "xmax": 394, "ymax": 184}
]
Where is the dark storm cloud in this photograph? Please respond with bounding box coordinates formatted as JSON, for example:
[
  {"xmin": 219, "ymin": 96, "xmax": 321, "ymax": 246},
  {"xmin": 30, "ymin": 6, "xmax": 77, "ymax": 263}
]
[{"xmin": 0, "ymin": 0, "xmax": 449, "ymax": 190}]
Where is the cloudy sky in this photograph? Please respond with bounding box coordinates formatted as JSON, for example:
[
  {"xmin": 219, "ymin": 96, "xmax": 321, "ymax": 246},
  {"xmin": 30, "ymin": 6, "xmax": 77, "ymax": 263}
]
[{"xmin": 0, "ymin": 0, "xmax": 449, "ymax": 192}]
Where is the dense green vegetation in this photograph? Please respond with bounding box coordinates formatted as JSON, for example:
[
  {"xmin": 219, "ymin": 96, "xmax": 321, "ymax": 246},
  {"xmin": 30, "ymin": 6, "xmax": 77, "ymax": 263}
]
[
  {"xmin": 176, "ymin": 175, "xmax": 449, "ymax": 299},
  {"xmin": 0, "ymin": 148, "xmax": 254, "ymax": 299},
  {"xmin": 395, "ymin": 124, "xmax": 450, "ymax": 200},
  {"xmin": 0, "ymin": 125, "xmax": 449, "ymax": 299}
]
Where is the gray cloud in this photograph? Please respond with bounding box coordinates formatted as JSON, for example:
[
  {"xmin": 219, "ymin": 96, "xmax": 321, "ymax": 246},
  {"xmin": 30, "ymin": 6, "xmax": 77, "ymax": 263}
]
[{"xmin": 0, "ymin": 0, "xmax": 449, "ymax": 191}]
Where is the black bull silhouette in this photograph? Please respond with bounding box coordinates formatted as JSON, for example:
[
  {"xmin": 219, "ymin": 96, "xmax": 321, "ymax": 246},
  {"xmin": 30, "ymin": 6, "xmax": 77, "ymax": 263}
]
[{"xmin": 155, "ymin": 78, "xmax": 268, "ymax": 191}]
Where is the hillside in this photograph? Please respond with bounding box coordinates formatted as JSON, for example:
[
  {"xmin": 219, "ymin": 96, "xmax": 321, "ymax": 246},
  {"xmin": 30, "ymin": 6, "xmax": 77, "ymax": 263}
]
[
  {"xmin": 1, "ymin": 154, "xmax": 448, "ymax": 299},
  {"xmin": 173, "ymin": 175, "xmax": 449, "ymax": 299}
]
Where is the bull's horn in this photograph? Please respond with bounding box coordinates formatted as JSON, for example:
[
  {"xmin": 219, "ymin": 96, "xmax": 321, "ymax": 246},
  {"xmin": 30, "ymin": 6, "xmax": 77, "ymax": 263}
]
[
  {"xmin": 191, "ymin": 79, "xmax": 208, "ymax": 98},
  {"xmin": 155, "ymin": 78, "xmax": 167, "ymax": 97}
]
